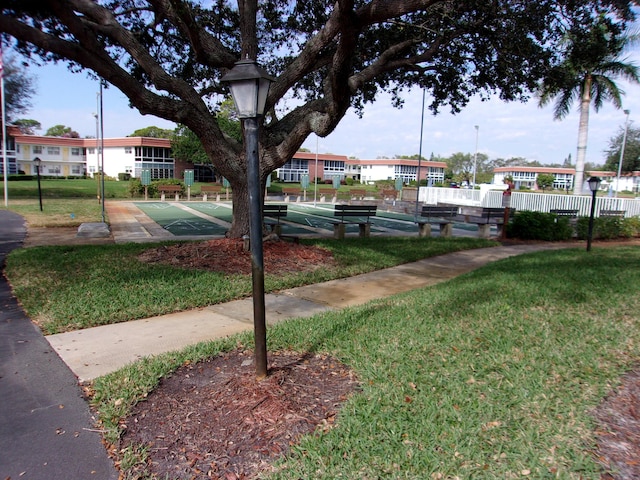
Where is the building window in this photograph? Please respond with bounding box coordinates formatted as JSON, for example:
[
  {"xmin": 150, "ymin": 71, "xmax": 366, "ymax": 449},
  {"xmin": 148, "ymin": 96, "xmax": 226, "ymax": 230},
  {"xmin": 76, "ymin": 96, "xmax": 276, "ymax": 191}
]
[
  {"xmin": 71, "ymin": 148, "xmax": 81, "ymax": 156},
  {"xmin": 33, "ymin": 145, "xmax": 43, "ymax": 154},
  {"xmin": 47, "ymin": 146, "xmax": 60, "ymax": 155},
  {"xmin": 125, "ymin": 147, "xmax": 132, "ymax": 154}
]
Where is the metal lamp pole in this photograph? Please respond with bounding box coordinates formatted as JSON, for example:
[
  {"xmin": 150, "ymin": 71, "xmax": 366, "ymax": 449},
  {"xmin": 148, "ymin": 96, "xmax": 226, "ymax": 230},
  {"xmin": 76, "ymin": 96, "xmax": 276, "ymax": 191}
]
[
  {"xmin": 586, "ymin": 176, "xmax": 602, "ymax": 252},
  {"xmin": 222, "ymin": 59, "xmax": 275, "ymax": 380},
  {"xmin": 615, "ymin": 109, "xmax": 630, "ymax": 198},
  {"xmin": 33, "ymin": 157, "xmax": 43, "ymax": 211}
]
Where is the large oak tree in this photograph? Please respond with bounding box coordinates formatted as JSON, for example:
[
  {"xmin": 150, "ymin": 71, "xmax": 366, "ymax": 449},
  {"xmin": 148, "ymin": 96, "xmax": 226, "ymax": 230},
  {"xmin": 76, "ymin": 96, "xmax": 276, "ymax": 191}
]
[{"xmin": 1, "ymin": 0, "xmax": 637, "ymax": 236}]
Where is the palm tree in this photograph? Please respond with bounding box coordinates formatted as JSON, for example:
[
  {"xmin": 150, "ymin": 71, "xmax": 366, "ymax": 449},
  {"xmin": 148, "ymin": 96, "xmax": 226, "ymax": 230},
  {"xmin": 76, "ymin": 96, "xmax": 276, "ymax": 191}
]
[{"xmin": 538, "ymin": 21, "xmax": 639, "ymax": 194}]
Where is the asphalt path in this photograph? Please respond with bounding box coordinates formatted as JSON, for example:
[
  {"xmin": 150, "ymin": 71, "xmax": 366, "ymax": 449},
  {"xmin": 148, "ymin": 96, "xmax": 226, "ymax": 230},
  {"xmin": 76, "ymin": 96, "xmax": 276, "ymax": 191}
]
[{"xmin": 0, "ymin": 210, "xmax": 118, "ymax": 480}]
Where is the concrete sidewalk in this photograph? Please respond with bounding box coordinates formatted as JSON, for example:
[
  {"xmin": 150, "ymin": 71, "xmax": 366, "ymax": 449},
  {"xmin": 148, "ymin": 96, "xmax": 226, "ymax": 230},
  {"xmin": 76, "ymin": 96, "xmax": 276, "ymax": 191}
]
[{"xmin": 46, "ymin": 242, "xmax": 567, "ymax": 382}]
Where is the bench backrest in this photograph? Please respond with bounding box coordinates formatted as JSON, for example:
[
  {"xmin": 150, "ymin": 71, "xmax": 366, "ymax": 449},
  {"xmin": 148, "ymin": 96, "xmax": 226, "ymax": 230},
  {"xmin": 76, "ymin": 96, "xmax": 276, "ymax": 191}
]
[
  {"xmin": 264, "ymin": 204, "xmax": 288, "ymax": 217},
  {"xmin": 201, "ymin": 185, "xmax": 223, "ymax": 192},
  {"xmin": 600, "ymin": 209, "xmax": 626, "ymax": 217},
  {"xmin": 282, "ymin": 187, "xmax": 301, "ymax": 194},
  {"xmin": 550, "ymin": 209, "xmax": 579, "ymax": 217},
  {"xmin": 158, "ymin": 185, "xmax": 181, "ymax": 192},
  {"xmin": 482, "ymin": 207, "xmax": 514, "ymax": 220},
  {"xmin": 334, "ymin": 204, "xmax": 377, "ymax": 222},
  {"xmin": 421, "ymin": 206, "xmax": 458, "ymax": 219}
]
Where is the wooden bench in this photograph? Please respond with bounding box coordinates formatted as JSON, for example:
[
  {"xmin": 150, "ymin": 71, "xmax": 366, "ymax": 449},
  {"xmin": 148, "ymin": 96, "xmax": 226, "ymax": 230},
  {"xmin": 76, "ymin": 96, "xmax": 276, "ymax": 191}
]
[
  {"xmin": 201, "ymin": 184, "xmax": 223, "ymax": 201},
  {"xmin": 332, "ymin": 204, "xmax": 377, "ymax": 239},
  {"xmin": 350, "ymin": 189, "xmax": 367, "ymax": 200},
  {"xmin": 282, "ymin": 187, "xmax": 302, "ymax": 202},
  {"xmin": 550, "ymin": 209, "xmax": 579, "ymax": 218},
  {"xmin": 318, "ymin": 188, "xmax": 337, "ymax": 202},
  {"xmin": 381, "ymin": 189, "xmax": 398, "ymax": 200},
  {"xmin": 264, "ymin": 204, "xmax": 288, "ymax": 234},
  {"xmin": 465, "ymin": 207, "xmax": 515, "ymax": 239},
  {"xmin": 416, "ymin": 205, "xmax": 459, "ymax": 238},
  {"xmin": 600, "ymin": 209, "xmax": 626, "ymax": 218},
  {"xmin": 158, "ymin": 184, "xmax": 181, "ymax": 201}
]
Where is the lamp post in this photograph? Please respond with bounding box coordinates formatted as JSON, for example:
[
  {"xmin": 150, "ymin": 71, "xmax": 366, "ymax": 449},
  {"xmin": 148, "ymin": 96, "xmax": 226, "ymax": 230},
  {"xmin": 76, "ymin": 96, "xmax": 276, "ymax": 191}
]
[
  {"xmin": 33, "ymin": 157, "xmax": 43, "ymax": 211},
  {"xmin": 221, "ymin": 58, "xmax": 275, "ymax": 380},
  {"xmin": 472, "ymin": 125, "xmax": 479, "ymax": 189},
  {"xmin": 615, "ymin": 109, "xmax": 630, "ymax": 198},
  {"xmin": 586, "ymin": 176, "xmax": 602, "ymax": 252}
]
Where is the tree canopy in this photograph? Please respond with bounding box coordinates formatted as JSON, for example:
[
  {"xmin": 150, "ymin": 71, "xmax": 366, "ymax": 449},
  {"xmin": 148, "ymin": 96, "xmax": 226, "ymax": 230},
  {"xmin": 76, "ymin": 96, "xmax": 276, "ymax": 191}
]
[
  {"xmin": 45, "ymin": 124, "xmax": 79, "ymax": 137},
  {"xmin": 1, "ymin": 0, "xmax": 638, "ymax": 235},
  {"xmin": 604, "ymin": 125, "xmax": 640, "ymax": 173},
  {"xmin": 1, "ymin": 54, "xmax": 36, "ymax": 122},
  {"xmin": 538, "ymin": 19, "xmax": 640, "ymax": 193},
  {"xmin": 129, "ymin": 126, "xmax": 173, "ymax": 138}
]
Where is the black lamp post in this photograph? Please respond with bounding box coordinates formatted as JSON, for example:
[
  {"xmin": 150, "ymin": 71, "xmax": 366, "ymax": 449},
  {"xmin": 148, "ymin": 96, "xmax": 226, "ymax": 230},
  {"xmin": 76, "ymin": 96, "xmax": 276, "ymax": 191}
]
[
  {"xmin": 33, "ymin": 157, "xmax": 43, "ymax": 211},
  {"xmin": 586, "ymin": 176, "xmax": 602, "ymax": 252},
  {"xmin": 221, "ymin": 59, "xmax": 275, "ymax": 380}
]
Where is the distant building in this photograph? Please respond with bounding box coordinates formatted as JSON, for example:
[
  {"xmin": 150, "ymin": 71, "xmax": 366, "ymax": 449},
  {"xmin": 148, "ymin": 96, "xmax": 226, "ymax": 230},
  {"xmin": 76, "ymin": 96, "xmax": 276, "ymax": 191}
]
[
  {"xmin": 493, "ymin": 165, "xmax": 640, "ymax": 193},
  {"xmin": 9, "ymin": 127, "xmax": 175, "ymax": 179},
  {"xmin": 275, "ymin": 153, "xmax": 448, "ymax": 185}
]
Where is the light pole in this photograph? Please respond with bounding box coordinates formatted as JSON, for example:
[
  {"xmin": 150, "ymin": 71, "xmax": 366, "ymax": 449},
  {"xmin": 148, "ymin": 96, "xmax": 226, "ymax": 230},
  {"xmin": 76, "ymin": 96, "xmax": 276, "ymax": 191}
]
[
  {"xmin": 33, "ymin": 157, "xmax": 43, "ymax": 211},
  {"xmin": 472, "ymin": 125, "xmax": 479, "ymax": 188},
  {"xmin": 586, "ymin": 176, "xmax": 602, "ymax": 252},
  {"xmin": 221, "ymin": 59, "xmax": 275, "ymax": 380},
  {"xmin": 615, "ymin": 109, "xmax": 630, "ymax": 198}
]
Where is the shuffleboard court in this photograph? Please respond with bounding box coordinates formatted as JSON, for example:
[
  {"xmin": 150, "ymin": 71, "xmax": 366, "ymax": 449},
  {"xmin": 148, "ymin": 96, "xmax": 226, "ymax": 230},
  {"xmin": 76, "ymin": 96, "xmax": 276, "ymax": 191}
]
[
  {"xmin": 135, "ymin": 202, "xmax": 228, "ymax": 236},
  {"xmin": 134, "ymin": 201, "xmax": 480, "ymax": 237}
]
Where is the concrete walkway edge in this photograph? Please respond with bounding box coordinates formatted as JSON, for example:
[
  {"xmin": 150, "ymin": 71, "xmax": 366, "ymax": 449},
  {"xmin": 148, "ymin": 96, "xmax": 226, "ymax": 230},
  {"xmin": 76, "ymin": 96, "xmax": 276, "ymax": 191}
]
[{"xmin": 46, "ymin": 243, "xmax": 566, "ymax": 382}]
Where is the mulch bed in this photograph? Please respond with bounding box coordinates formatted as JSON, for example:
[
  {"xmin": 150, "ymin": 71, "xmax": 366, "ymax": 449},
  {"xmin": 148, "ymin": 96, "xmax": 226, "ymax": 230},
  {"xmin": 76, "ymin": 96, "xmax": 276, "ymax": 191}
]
[
  {"xmin": 119, "ymin": 350, "xmax": 359, "ymax": 479},
  {"xmin": 137, "ymin": 237, "xmax": 336, "ymax": 275},
  {"xmin": 594, "ymin": 368, "xmax": 640, "ymax": 479}
]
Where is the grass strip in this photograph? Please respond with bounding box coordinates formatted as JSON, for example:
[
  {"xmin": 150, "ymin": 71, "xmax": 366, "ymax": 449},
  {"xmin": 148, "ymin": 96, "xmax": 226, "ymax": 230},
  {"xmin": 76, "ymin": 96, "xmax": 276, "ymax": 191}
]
[
  {"xmin": 92, "ymin": 245, "xmax": 640, "ymax": 479},
  {"xmin": 5, "ymin": 236, "xmax": 496, "ymax": 334}
]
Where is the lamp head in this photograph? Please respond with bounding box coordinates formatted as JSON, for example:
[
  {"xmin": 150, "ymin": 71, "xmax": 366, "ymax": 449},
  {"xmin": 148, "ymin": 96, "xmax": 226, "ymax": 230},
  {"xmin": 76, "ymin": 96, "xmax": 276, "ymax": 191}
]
[
  {"xmin": 220, "ymin": 59, "xmax": 275, "ymax": 118},
  {"xmin": 33, "ymin": 157, "xmax": 41, "ymax": 167},
  {"xmin": 587, "ymin": 176, "xmax": 602, "ymax": 192}
]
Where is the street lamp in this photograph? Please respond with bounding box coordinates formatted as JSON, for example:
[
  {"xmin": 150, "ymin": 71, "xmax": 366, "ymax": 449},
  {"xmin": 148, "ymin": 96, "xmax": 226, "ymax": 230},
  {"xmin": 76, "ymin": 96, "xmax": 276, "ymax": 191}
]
[
  {"xmin": 586, "ymin": 176, "xmax": 602, "ymax": 252},
  {"xmin": 33, "ymin": 157, "xmax": 43, "ymax": 211},
  {"xmin": 615, "ymin": 109, "xmax": 630, "ymax": 198},
  {"xmin": 472, "ymin": 125, "xmax": 479, "ymax": 188},
  {"xmin": 221, "ymin": 58, "xmax": 275, "ymax": 380}
]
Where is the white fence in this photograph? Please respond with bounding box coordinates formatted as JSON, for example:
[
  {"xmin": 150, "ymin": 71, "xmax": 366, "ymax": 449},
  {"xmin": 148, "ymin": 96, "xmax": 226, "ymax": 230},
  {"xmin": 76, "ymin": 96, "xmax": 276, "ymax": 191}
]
[{"xmin": 418, "ymin": 187, "xmax": 640, "ymax": 218}]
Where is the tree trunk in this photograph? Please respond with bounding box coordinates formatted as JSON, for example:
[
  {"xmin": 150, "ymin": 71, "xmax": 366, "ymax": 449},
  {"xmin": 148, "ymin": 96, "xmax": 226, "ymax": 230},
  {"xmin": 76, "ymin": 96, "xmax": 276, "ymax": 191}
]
[{"xmin": 574, "ymin": 75, "xmax": 592, "ymax": 195}]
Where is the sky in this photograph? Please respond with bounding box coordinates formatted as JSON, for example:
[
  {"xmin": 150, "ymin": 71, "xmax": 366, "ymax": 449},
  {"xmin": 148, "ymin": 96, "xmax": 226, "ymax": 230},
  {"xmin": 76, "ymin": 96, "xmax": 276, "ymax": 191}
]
[{"xmin": 23, "ymin": 44, "xmax": 640, "ymax": 167}]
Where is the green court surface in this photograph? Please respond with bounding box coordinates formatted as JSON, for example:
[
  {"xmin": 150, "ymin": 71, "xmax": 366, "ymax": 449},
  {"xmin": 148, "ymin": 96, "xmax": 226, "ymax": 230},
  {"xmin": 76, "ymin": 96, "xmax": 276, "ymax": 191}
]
[
  {"xmin": 135, "ymin": 202, "xmax": 228, "ymax": 236},
  {"xmin": 135, "ymin": 201, "xmax": 479, "ymax": 237}
]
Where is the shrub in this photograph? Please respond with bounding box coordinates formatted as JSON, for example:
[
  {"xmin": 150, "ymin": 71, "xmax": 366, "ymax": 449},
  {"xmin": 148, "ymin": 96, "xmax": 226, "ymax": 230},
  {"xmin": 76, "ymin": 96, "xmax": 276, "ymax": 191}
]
[
  {"xmin": 118, "ymin": 173, "xmax": 132, "ymax": 181},
  {"xmin": 507, "ymin": 210, "xmax": 574, "ymax": 241},
  {"xmin": 576, "ymin": 216, "xmax": 634, "ymax": 240}
]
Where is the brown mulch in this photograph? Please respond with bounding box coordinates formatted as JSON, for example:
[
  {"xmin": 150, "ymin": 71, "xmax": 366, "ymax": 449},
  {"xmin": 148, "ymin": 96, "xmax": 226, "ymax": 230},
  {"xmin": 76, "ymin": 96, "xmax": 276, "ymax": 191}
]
[
  {"xmin": 120, "ymin": 237, "xmax": 640, "ymax": 479},
  {"xmin": 137, "ymin": 236, "xmax": 337, "ymax": 275},
  {"xmin": 119, "ymin": 350, "xmax": 359, "ymax": 479},
  {"xmin": 594, "ymin": 368, "xmax": 640, "ymax": 479}
]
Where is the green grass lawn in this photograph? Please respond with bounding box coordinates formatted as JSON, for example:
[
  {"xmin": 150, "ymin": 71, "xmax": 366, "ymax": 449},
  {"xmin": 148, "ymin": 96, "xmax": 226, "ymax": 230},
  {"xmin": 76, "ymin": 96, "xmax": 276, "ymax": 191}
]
[
  {"xmin": 5, "ymin": 237, "xmax": 496, "ymax": 334},
  {"xmin": 90, "ymin": 245, "xmax": 640, "ymax": 479}
]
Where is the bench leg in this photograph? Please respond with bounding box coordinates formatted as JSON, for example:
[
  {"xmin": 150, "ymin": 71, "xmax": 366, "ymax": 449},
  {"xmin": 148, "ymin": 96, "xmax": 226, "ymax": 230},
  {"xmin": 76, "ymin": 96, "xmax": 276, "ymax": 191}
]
[
  {"xmin": 477, "ymin": 224, "xmax": 491, "ymax": 239},
  {"xmin": 358, "ymin": 223, "xmax": 371, "ymax": 238},
  {"xmin": 418, "ymin": 223, "xmax": 432, "ymax": 237},
  {"xmin": 439, "ymin": 223, "xmax": 453, "ymax": 238},
  {"xmin": 334, "ymin": 223, "xmax": 346, "ymax": 240},
  {"xmin": 272, "ymin": 224, "xmax": 282, "ymax": 235},
  {"xmin": 284, "ymin": 195, "xmax": 291, "ymax": 203},
  {"xmin": 161, "ymin": 193, "xmax": 166, "ymax": 201},
  {"xmin": 174, "ymin": 193, "xmax": 180, "ymax": 202},
  {"xmin": 202, "ymin": 194, "xmax": 208, "ymax": 202}
]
